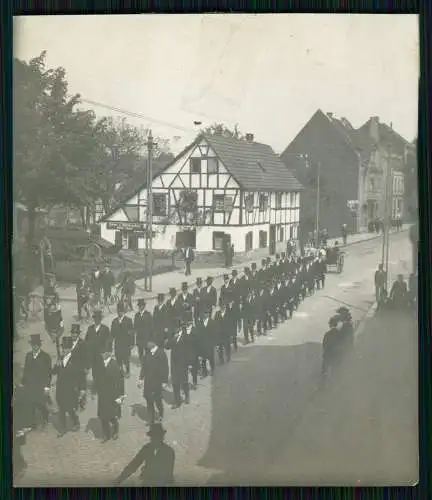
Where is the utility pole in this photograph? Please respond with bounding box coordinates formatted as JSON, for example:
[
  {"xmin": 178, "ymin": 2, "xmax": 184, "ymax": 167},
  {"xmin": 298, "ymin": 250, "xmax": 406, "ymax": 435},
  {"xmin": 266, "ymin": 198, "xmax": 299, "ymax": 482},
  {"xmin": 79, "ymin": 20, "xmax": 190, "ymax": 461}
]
[
  {"xmin": 315, "ymin": 161, "xmax": 321, "ymax": 247},
  {"xmin": 381, "ymin": 147, "xmax": 393, "ymax": 288},
  {"xmin": 146, "ymin": 130, "xmax": 156, "ymax": 292}
]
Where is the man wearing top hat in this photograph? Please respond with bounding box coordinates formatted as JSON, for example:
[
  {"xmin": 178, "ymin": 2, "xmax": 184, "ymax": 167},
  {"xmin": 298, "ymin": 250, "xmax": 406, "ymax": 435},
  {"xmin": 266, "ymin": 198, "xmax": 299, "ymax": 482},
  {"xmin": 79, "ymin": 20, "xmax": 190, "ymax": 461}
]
[
  {"xmin": 214, "ymin": 300, "xmax": 232, "ymax": 363},
  {"xmin": 240, "ymin": 267, "xmax": 253, "ymax": 303},
  {"xmin": 321, "ymin": 315, "xmax": 345, "ymax": 383},
  {"xmin": 114, "ymin": 423, "xmax": 175, "ymax": 486},
  {"xmin": 138, "ymin": 338, "xmax": 169, "ymax": 424},
  {"xmin": 153, "ymin": 293, "xmax": 168, "ymax": 340},
  {"xmin": 21, "ymin": 334, "xmax": 52, "ymax": 429},
  {"xmin": 70, "ymin": 323, "xmax": 88, "ymax": 373},
  {"xmin": 197, "ymin": 307, "xmax": 216, "ymax": 377},
  {"xmin": 178, "ymin": 282, "xmax": 193, "ymax": 310},
  {"xmin": 202, "ymin": 276, "xmax": 217, "ymax": 316},
  {"xmin": 250, "ymin": 263, "xmax": 260, "ymax": 295},
  {"xmin": 228, "ymin": 269, "xmax": 241, "ymax": 305},
  {"xmin": 97, "ymin": 339, "xmax": 126, "ymax": 442},
  {"xmin": 256, "ymin": 283, "xmax": 270, "ymax": 336},
  {"xmin": 111, "ymin": 303, "xmax": 134, "ymax": 378},
  {"xmin": 336, "ymin": 307, "xmax": 354, "ymax": 359},
  {"xmin": 219, "ymin": 274, "xmax": 231, "ymax": 308},
  {"xmin": 242, "ymin": 290, "xmax": 256, "ymax": 344},
  {"xmin": 166, "ymin": 317, "xmax": 191, "ymax": 408},
  {"xmin": 51, "ymin": 336, "xmax": 87, "ymax": 437},
  {"xmin": 192, "ymin": 277, "xmax": 205, "ymax": 324},
  {"xmin": 134, "ymin": 299, "xmax": 154, "ymax": 367},
  {"xmin": 181, "ymin": 304, "xmax": 199, "ymax": 388},
  {"xmin": 226, "ymin": 297, "xmax": 239, "ymax": 351},
  {"xmin": 165, "ymin": 287, "xmax": 183, "ymax": 337},
  {"xmin": 85, "ymin": 309, "xmax": 111, "ymax": 394}
]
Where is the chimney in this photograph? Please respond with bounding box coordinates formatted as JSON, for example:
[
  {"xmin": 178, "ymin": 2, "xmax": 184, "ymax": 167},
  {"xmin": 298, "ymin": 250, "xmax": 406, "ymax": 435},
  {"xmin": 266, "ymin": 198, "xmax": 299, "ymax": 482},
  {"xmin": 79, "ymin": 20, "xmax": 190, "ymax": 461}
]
[
  {"xmin": 369, "ymin": 116, "xmax": 380, "ymax": 143},
  {"xmin": 327, "ymin": 112, "xmax": 333, "ymax": 120},
  {"xmin": 245, "ymin": 133, "xmax": 254, "ymax": 143}
]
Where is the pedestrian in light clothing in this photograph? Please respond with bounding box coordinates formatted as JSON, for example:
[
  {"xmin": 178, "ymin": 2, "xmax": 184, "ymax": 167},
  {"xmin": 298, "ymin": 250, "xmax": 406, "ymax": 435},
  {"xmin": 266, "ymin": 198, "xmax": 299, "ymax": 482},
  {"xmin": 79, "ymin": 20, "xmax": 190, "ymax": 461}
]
[{"xmin": 21, "ymin": 334, "xmax": 52, "ymax": 429}]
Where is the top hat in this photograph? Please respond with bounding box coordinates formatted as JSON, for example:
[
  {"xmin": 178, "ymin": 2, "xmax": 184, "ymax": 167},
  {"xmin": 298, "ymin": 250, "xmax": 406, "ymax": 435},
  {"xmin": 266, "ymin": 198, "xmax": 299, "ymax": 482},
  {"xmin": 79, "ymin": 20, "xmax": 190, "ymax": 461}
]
[
  {"xmin": 157, "ymin": 293, "xmax": 165, "ymax": 300},
  {"xmin": 147, "ymin": 422, "xmax": 167, "ymax": 438},
  {"xmin": 29, "ymin": 334, "xmax": 42, "ymax": 345},
  {"xmin": 206, "ymin": 276, "xmax": 213, "ymax": 283},
  {"xmin": 137, "ymin": 299, "xmax": 146, "ymax": 307},
  {"xmin": 61, "ymin": 336, "xmax": 73, "ymax": 349},
  {"xmin": 169, "ymin": 287, "xmax": 177, "ymax": 295},
  {"xmin": 71, "ymin": 323, "xmax": 81, "ymax": 334},
  {"xmin": 231, "ymin": 269, "xmax": 238, "ymax": 276},
  {"xmin": 92, "ymin": 309, "xmax": 103, "ymax": 319},
  {"xmin": 181, "ymin": 282, "xmax": 188, "ymax": 288},
  {"xmin": 196, "ymin": 277, "xmax": 202, "ymax": 283}
]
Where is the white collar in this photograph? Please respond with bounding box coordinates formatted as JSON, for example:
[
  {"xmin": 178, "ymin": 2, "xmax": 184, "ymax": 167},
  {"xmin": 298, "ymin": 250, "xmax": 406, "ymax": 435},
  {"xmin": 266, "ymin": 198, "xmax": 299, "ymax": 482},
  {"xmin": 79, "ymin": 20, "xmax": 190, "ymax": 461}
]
[
  {"xmin": 72, "ymin": 338, "xmax": 80, "ymax": 350},
  {"xmin": 32, "ymin": 350, "xmax": 41, "ymax": 359},
  {"xmin": 140, "ymin": 310, "xmax": 146, "ymax": 315},
  {"xmin": 171, "ymin": 298, "xmax": 176, "ymax": 305},
  {"xmin": 63, "ymin": 352, "xmax": 72, "ymax": 367},
  {"xmin": 118, "ymin": 316, "xmax": 124, "ymax": 322},
  {"xmin": 95, "ymin": 324, "xmax": 101, "ymax": 332},
  {"xmin": 151, "ymin": 346, "xmax": 158, "ymax": 355},
  {"xmin": 204, "ymin": 318, "xmax": 209, "ymax": 326},
  {"xmin": 103, "ymin": 356, "xmax": 112, "ymax": 367},
  {"xmin": 207, "ymin": 285, "xmax": 212, "ymax": 291},
  {"xmin": 182, "ymin": 293, "xmax": 188, "ymax": 298}
]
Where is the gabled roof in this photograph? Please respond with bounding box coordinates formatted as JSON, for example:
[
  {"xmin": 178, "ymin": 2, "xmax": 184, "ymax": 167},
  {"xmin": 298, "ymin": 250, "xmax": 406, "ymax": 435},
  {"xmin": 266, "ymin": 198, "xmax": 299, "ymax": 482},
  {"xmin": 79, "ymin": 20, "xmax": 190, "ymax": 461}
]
[
  {"xmin": 101, "ymin": 133, "xmax": 303, "ymax": 222},
  {"xmin": 357, "ymin": 118, "xmax": 411, "ymax": 157},
  {"xmin": 202, "ymin": 133, "xmax": 303, "ymax": 192}
]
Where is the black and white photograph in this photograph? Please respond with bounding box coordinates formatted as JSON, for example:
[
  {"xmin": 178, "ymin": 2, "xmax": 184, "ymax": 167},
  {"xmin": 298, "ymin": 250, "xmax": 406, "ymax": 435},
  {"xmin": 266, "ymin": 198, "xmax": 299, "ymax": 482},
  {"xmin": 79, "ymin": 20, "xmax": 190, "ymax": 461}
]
[{"xmin": 13, "ymin": 14, "xmax": 419, "ymax": 486}]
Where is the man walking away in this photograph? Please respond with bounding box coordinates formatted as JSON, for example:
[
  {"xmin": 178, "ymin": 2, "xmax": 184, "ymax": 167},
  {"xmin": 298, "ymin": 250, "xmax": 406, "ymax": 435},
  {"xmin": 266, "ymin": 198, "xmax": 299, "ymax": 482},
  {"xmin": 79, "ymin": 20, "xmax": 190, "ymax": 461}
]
[
  {"xmin": 166, "ymin": 319, "xmax": 190, "ymax": 408},
  {"xmin": 214, "ymin": 301, "xmax": 232, "ymax": 363},
  {"xmin": 321, "ymin": 316, "xmax": 343, "ymax": 387},
  {"xmin": 138, "ymin": 339, "xmax": 169, "ymax": 424},
  {"xmin": 111, "ymin": 304, "xmax": 134, "ymax": 378},
  {"xmin": 114, "ymin": 423, "xmax": 175, "ymax": 486},
  {"xmin": 374, "ymin": 264, "xmax": 387, "ymax": 303},
  {"xmin": 52, "ymin": 336, "xmax": 86, "ymax": 437},
  {"xmin": 389, "ymin": 274, "xmax": 409, "ymax": 310},
  {"xmin": 85, "ymin": 310, "xmax": 111, "ymax": 396},
  {"xmin": 197, "ymin": 308, "xmax": 216, "ymax": 377},
  {"xmin": 97, "ymin": 339, "xmax": 126, "ymax": 443},
  {"xmin": 21, "ymin": 334, "xmax": 52, "ymax": 429},
  {"xmin": 102, "ymin": 266, "xmax": 115, "ymax": 305}
]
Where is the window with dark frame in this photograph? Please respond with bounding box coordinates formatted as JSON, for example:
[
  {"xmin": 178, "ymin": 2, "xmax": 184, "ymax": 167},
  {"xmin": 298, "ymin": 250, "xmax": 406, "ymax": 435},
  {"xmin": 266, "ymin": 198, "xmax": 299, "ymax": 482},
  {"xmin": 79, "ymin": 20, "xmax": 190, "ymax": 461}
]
[
  {"xmin": 213, "ymin": 231, "xmax": 225, "ymax": 250},
  {"xmin": 279, "ymin": 226, "xmax": 284, "ymax": 242},
  {"xmin": 190, "ymin": 158, "xmax": 202, "ymax": 174},
  {"xmin": 275, "ymin": 193, "xmax": 283, "ymax": 209},
  {"xmin": 213, "ymin": 194, "xmax": 225, "ymax": 212},
  {"xmin": 207, "ymin": 158, "xmax": 218, "ymax": 175},
  {"xmin": 259, "ymin": 194, "xmax": 268, "ymax": 212},
  {"xmin": 245, "ymin": 194, "xmax": 254, "ymax": 212},
  {"xmin": 259, "ymin": 230, "xmax": 268, "ymax": 248},
  {"xmin": 153, "ymin": 193, "xmax": 167, "ymax": 216}
]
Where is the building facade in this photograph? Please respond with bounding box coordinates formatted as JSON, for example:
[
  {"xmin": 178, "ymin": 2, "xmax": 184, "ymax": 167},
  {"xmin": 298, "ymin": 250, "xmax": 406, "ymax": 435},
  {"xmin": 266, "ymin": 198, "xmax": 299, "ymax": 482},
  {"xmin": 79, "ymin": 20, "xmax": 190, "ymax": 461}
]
[
  {"xmin": 100, "ymin": 133, "xmax": 303, "ymax": 254},
  {"xmin": 280, "ymin": 110, "xmax": 414, "ymax": 239}
]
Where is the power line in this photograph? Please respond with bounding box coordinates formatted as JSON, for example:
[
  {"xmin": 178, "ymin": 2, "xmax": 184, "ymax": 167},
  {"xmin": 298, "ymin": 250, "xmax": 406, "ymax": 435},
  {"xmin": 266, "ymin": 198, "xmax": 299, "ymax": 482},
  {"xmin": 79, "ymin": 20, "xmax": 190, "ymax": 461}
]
[{"xmin": 71, "ymin": 95, "xmax": 198, "ymax": 134}]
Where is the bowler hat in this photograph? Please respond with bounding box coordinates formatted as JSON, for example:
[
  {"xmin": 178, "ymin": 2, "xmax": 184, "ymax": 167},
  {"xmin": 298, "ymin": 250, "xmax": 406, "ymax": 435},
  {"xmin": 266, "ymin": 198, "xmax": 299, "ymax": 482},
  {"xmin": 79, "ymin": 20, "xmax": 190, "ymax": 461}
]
[
  {"xmin": 147, "ymin": 422, "xmax": 166, "ymax": 437},
  {"xmin": 336, "ymin": 307, "xmax": 350, "ymax": 314},
  {"xmin": 71, "ymin": 323, "xmax": 81, "ymax": 334},
  {"xmin": 137, "ymin": 299, "xmax": 146, "ymax": 307},
  {"xmin": 29, "ymin": 334, "xmax": 41, "ymax": 345},
  {"xmin": 61, "ymin": 336, "xmax": 73, "ymax": 349}
]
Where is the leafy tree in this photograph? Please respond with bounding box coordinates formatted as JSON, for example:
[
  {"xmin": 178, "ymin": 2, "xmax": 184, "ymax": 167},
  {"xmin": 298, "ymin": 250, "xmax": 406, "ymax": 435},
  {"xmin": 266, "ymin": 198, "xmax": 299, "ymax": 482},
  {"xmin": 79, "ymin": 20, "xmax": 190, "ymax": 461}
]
[
  {"xmin": 202, "ymin": 122, "xmax": 244, "ymax": 139},
  {"xmin": 14, "ymin": 52, "xmax": 97, "ymax": 245}
]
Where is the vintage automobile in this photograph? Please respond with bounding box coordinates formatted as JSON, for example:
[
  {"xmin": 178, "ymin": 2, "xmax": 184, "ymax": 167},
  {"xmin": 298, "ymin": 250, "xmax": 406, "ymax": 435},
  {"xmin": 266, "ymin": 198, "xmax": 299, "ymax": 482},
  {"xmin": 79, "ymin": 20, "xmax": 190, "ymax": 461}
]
[{"xmin": 325, "ymin": 247, "xmax": 345, "ymax": 273}]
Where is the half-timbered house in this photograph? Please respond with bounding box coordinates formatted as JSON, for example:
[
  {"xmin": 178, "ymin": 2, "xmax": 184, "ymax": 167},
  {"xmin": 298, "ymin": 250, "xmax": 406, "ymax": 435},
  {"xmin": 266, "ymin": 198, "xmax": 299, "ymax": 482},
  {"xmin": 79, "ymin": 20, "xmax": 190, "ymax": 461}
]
[{"xmin": 99, "ymin": 133, "xmax": 303, "ymax": 255}]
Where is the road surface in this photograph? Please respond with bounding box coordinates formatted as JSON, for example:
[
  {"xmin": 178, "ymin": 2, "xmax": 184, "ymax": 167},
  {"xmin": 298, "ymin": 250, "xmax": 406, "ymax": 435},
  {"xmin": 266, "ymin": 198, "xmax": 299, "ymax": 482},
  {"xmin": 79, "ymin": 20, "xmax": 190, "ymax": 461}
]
[{"xmin": 15, "ymin": 230, "xmax": 417, "ymax": 487}]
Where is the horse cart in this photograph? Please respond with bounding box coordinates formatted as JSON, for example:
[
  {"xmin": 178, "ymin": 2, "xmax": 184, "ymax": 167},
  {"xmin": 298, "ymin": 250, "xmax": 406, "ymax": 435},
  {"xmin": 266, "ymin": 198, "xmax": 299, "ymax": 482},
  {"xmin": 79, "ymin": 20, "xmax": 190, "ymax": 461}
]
[{"xmin": 325, "ymin": 248, "xmax": 345, "ymax": 273}]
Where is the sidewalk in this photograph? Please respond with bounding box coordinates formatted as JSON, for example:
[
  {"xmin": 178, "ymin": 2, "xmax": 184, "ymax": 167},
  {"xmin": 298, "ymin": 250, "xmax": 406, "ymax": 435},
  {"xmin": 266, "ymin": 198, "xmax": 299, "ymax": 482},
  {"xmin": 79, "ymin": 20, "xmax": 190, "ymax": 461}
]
[{"xmin": 32, "ymin": 225, "xmax": 410, "ymax": 302}]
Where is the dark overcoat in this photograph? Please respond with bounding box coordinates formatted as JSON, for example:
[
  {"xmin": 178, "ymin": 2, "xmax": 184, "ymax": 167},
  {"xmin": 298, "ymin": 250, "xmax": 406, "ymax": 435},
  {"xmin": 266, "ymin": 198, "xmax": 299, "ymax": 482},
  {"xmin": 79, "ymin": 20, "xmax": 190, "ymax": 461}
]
[
  {"xmin": 97, "ymin": 358, "xmax": 125, "ymax": 420},
  {"xmin": 134, "ymin": 311, "xmax": 154, "ymax": 348},
  {"xmin": 166, "ymin": 329, "xmax": 189, "ymax": 384},
  {"xmin": 196, "ymin": 318, "xmax": 216, "ymax": 358},
  {"xmin": 52, "ymin": 356, "xmax": 86, "ymax": 411},
  {"xmin": 140, "ymin": 348, "xmax": 169, "ymax": 397},
  {"xmin": 21, "ymin": 350, "xmax": 52, "ymax": 405},
  {"xmin": 111, "ymin": 316, "xmax": 134, "ymax": 358}
]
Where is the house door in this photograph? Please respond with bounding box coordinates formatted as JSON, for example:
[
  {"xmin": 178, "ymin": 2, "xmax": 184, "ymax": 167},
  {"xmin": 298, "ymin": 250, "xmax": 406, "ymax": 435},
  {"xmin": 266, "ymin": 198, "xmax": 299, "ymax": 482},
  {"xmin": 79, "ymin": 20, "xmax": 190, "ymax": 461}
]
[
  {"xmin": 115, "ymin": 231, "xmax": 123, "ymax": 248},
  {"xmin": 128, "ymin": 232, "xmax": 139, "ymax": 251},
  {"xmin": 269, "ymin": 225, "xmax": 276, "ymax": 255}
]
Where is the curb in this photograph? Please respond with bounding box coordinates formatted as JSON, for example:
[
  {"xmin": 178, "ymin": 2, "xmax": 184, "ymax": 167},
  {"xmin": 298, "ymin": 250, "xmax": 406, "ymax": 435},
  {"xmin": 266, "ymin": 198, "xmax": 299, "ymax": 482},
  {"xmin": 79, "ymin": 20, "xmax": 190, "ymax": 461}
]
[{"xmin": 354, "ymin": 302, "xmax": 378, "ymax": 339}]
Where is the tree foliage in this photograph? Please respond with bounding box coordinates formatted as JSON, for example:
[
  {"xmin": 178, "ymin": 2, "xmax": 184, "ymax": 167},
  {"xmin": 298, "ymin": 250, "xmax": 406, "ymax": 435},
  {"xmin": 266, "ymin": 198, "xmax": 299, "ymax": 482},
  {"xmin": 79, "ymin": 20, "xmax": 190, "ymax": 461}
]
[{"xmin": 202, "ymin": 122, "xmax": 244, "ymax": 139}]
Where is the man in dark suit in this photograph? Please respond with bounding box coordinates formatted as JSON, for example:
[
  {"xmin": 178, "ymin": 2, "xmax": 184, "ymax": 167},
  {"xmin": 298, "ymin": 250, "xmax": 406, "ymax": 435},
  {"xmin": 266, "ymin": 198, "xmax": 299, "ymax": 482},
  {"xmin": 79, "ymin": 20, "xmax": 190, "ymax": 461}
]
[
  {"xmin": 214, "ymin": 302, "xmax": 232, "ymax": 363},
  {"xmin": 166, "ymin": 319, "xmax": 190, "ymax": 408},
  {"xmin": 197, "ymin": 308, "xmax": 216, "ymax": 377},
  {"xmin": 70, "ymin": 323, "xmax": 88, "ymax": 373},
  {"xmin": 240, "ymin": 267, "xmax": 253, "ymax": 303},
  {"xmin": 114, "ymin": 423, "xmax": 175, "ymax": 486},
  {"xmin": 153, "ymin": 293, "xmax": 167, "ymax": 341},
  {"xmin": 21, "ymin": 334, "xmax": 52, "ymax": 429},
  {"xmin": 250, "ymin": 263, "xmax": 260, "ymax": 295},
  {"xmin": 85, "ymin": 310, "xmax": 111, "ymax": 395},
  {"xmin": 227, "ymin": 298, "xmax": 239, "ymax": 351},
  {"xmin": 242, "ymin": 291, "xmax": 256, "ymax": 344},
  {"xmin": 165, "ymin": 288, "xmax": 183, "ymax": 337},
  {"xmin": 97, "ymin": 339, "xmax": 126, "ymax": 442},
  {"xmin": 52, "ymin": 336, "xmax": 87, "ymax": 437},
  {"xmin": 202, "ymin": 277, "xmax": 217, "ymax": 316},
  {"xmin": 138, "ymin": 339, "xmax": 169, "ymax": 424},
  {"xmin": 192, "ymin": 277, "xmax": 205, "ymax": 324},
  {"xmin": 178, "ymin": 282, "xmax": 193, "ymax": 310},
  {"xmin": 219, "ymin": 274, "xmax": 231, "ymax": 308},
  {"xmin": 256, "ymin": 286, "xmax": 269, "ymax": 335},
  {"xmin": 134, "ymin": 299, "xmax": 154, "ymax": 367},
  {"xmin": 111, "ymin": 303, "xmax": 134, "ymax": 378},
  {"xmin": 183, "ymin": 246, "xmax": 195, "ymax": 276},
  {"xmin": 182, "ymin": 305, "xmax": 199, "ymax": 388}
]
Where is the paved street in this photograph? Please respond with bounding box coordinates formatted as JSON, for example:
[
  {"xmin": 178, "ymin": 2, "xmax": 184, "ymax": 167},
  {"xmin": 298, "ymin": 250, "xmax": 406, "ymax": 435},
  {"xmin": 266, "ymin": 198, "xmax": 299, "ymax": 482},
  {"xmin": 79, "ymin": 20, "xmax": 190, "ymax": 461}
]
[{"xmin": 15, "ymin": 230, "xmax": 416, "ymax": 487}]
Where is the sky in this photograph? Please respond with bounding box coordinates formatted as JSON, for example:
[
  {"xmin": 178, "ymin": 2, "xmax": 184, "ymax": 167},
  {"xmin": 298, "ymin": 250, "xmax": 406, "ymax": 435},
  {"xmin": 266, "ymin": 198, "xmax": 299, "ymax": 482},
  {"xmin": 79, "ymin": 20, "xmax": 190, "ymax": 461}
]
[{"xmin": 14, "ymin": 14, "xmax": 419, "ymax": 155}]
